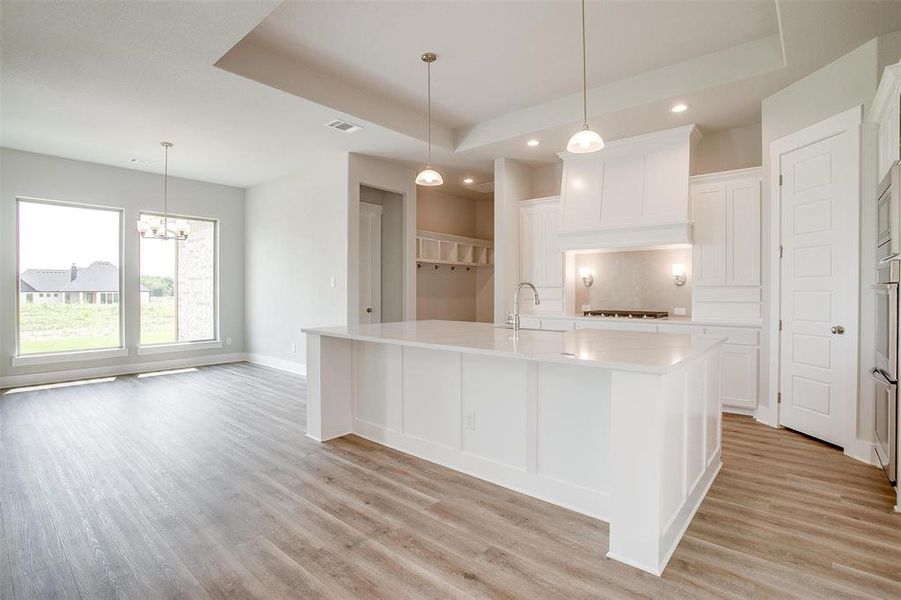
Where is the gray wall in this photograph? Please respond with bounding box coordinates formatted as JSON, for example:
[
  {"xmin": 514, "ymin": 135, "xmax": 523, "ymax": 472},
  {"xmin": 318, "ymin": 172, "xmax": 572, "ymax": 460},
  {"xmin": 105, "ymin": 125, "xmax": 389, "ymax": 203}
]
[
  {"xmin": 0, "ymin": 147, "xmax": 245, "ymax": 380},
  {"xmin": 694, "ymin": 123, "xmax": 762, "ymax": 175},
  {"xmin": 244, "ymin": 153, "xmax": 349, "ymax": 370}
]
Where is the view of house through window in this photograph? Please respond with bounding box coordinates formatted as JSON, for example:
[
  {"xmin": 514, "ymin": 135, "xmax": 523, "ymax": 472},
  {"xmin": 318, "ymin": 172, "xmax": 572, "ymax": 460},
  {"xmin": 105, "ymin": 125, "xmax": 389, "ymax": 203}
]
[
  {"xmin": 17, "ymin": 199, "xmax": 122, "ymax": 354},
  {"xmin": 139, "ymin": 214, "xmax": 216, "ymax": 345}
]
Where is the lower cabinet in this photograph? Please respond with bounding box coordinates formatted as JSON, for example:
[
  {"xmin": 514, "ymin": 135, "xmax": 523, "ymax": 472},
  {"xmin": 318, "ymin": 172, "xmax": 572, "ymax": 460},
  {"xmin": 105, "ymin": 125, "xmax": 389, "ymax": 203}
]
[
  {"xmin": 516, "ymin": 317, "xmax": 761, "ymax": 413},
  {"xmin": 720, "ymin": 345, "xmax": 758, "ymax": 412}
]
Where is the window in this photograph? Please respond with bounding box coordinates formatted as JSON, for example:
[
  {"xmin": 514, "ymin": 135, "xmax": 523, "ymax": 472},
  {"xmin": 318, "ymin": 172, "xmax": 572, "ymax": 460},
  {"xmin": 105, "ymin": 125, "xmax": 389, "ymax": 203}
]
[
  {"xmin": 139, "ymin": 214, "xmax": 217, "ymax": 345},
  {"xmin": 17, "ymin": 199, "xmax": 122, "ymax": 355}
]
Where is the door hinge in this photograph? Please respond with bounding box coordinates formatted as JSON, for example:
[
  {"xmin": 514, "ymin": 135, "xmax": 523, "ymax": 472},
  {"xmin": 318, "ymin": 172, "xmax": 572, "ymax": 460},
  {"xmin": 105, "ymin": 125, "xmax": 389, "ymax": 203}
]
[
  {"xmin": 777, "ymin": 392, "xmax": 782, "ymax": 404},
  {"xmin": 779, "ymin": 319, "xmax": 783, "ymax": 331},
  {"xmin": 779, "ymin": 245, "xmax": 783, "ymax": 259},
  {"xmin": 779, "ymin": 174, "xmax": 783, "ymax": 186}
]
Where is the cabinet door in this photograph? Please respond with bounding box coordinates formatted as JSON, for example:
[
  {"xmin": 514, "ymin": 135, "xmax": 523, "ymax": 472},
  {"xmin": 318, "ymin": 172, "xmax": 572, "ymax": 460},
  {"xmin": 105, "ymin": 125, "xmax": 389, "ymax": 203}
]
[
  {"xmin": 726, "ymin": 179, "xmax": 761, "ymax": 286},
  {"xmin": 691, "ymin": 183, "xmax": 727, "ymax": 286},
  {"xmin": 560, "ymin": 153, "xmax": 604, "ymax": 233},
  {"xmin": 520, "ymin": 207, "xmax": 545, "ymax": 286},
  {"xmin": 877, "ymin": 92, "xmax": 900, "ymax": 182},
  {"xmin": 542, "ymin": 203, "xmax": 563, "ymax": 289},
  {"xmin": 721, "ymin": 345, "xmax": 758, "ymax": 411}
]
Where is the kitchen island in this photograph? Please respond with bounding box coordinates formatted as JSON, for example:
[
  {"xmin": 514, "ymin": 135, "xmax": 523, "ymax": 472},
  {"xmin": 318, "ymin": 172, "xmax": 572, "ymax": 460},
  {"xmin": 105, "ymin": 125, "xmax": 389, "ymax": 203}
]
[{"xmin": 303, "ymin": 320, "xmax": 724, "ymax": 575}]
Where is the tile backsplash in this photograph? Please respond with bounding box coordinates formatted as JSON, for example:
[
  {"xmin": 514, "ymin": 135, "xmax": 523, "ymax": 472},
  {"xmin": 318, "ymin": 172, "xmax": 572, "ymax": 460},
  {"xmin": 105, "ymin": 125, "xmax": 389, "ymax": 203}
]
[{"xmin": 574, "ymin": 248, "xmax": 692, "ymax": 315}]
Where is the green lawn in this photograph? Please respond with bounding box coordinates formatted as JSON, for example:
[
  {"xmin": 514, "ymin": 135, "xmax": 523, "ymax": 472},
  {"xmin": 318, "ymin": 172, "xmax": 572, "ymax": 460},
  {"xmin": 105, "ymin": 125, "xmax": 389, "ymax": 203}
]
[{"xmin": 18, "ymin": 297, "xmax": 176, "ymax": 354}]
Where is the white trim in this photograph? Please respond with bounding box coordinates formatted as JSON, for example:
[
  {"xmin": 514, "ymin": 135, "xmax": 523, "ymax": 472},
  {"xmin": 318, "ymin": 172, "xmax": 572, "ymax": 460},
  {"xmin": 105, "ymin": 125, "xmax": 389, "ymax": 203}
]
[
  {"xmin": 0, "ymin": 353, "xmax": 245, "ymax": 390},
  {"xmin": 722, "ymin": 405, "xmax": 755, "ymax": 416},
  {"xmin": 11, "ymin": 347, "xmax": 129, "ymax": 367},
  {"xmin": 244, "ymin": 353, "xmax": 307, "ymax": 376},
  {"xmin": 137, "ymin": 340, "xmax": 222, "ymax": 355},
  {"xmin": 766, "ymin": 105, "xmax": 863, "ymax": 443},
  {"xmin": 843, "ymin": 439, "xmax": 878, "ymax": 466},
  {"xmin": 557, "ymin": 221, "xmax": 693, "ymax": 251},
  {"xmin": 689, "ymin": 166, "xmax": 762, "ymax": 184}
]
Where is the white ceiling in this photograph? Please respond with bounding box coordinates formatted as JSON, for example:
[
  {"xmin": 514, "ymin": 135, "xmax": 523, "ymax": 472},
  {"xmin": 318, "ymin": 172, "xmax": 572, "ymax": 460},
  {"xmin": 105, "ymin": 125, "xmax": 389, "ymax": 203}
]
[
  {"xmin": 243, "ymin": 0, "xmax": 780, "ymax": 128},
  {"xmin": 2, "ymin": 1, "xmax": 901, "ymax": 189}
]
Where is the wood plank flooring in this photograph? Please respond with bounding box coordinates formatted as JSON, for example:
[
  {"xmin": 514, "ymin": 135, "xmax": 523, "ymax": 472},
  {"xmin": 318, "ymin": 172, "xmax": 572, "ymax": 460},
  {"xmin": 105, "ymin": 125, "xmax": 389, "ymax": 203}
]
[{"xmin": 1, "ymin": 362, "xmax": 899, "ymax": 599}]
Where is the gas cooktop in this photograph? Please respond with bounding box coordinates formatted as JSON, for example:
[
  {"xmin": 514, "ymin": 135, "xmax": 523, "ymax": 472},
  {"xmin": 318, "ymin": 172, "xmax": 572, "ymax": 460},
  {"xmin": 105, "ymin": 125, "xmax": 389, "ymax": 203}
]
[{"xmin": 582, "ymin": 310, "xmax": 669, "ymax": 319}]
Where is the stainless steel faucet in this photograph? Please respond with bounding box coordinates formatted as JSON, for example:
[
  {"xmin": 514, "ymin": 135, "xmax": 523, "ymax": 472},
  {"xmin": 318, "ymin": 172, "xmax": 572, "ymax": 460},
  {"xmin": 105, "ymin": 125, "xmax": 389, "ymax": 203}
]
[{"xmin": 506, "ymin": 282, "xmax": 541, "ymax": 331}]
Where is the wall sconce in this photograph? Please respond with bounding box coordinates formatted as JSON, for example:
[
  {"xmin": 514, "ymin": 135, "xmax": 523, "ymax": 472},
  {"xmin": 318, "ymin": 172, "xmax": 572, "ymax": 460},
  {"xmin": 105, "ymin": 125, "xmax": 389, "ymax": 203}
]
[
  {"xmin": 579, "ymin": 267, "xmax": 594, "ymax": 288},
  {"xmin": 672, "ymin": 263, "xmax": 687, "ymax": 286}
]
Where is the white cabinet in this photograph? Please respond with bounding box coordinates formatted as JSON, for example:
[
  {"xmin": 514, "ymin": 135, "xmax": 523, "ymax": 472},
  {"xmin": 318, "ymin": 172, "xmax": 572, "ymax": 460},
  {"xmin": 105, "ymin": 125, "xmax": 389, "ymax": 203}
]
[
  {"xmin": 719, "ymin": 345, "xmax": 758, "ymax": 412},
  {"xmin": 691, "ymin": 169, "xmax": 761, "ymax": 288},
  {"xmin": 519, "ymin": 197, "xmax": 563, "ymax": 313},
  {"xmin": 868, "ymin": 61, "xmax": 900, "ymax": 183},
  {"xmin": 557, "ymin": 125, "xmax": 698, "ymax": 250},
  {"xmin": 690, "ymin": 168, "xmax": 762, "ymax": 323}
]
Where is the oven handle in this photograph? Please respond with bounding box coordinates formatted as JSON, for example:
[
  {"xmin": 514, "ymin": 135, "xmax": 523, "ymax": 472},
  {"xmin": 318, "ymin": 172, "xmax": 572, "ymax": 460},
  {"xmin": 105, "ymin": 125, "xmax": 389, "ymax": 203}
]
[
  {"xmin": 872, "ymin": 367, "xmax": 897, "ymax": 386},
  {"xmin": 871, "ymin": 282, "xmax": 899, "ymax": 291}
]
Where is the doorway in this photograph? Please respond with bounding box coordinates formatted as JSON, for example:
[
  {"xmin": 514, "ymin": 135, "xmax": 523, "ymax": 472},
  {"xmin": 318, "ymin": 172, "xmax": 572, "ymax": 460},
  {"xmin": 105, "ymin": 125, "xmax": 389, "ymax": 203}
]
[
  {"xmin": 359, "ymin": 185, "xmax": 404, "ymax": 325},
  {"xmin": 771, "ymin": 107, "xmax": 861, "ymax": 448}
]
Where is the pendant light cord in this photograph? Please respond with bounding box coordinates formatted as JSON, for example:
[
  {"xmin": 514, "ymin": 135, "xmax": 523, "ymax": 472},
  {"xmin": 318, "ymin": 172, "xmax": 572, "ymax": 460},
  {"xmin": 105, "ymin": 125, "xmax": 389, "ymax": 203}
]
[
  {"xmin": 163, "ymin": 143, "xmax": 169, "ymax": 235},
  {"xmin": 427, "ymin": 59, "xmax": 432, "ymax": 167},
  {"xmin": 580, "ymin": 0, "xmax": 588, "ymax": 128}
]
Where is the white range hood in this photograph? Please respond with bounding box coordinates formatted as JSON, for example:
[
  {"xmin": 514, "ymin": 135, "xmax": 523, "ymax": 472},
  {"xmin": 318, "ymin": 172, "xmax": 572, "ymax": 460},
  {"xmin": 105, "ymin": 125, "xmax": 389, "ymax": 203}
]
[{"xmin": 556, "ymin": 125, "xmax": 700, "ymax": 251}]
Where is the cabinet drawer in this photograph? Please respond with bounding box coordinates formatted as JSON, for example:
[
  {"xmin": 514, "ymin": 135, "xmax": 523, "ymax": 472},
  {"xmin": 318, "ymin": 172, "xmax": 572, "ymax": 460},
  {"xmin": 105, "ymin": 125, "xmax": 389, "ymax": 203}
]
[
  {"xmin": 656, "ymin": 323, "xmax": 704, "ymax": 335},
  {"xmin": 704, "ymin": 326, "xmax": 759, "ymax": 346}
]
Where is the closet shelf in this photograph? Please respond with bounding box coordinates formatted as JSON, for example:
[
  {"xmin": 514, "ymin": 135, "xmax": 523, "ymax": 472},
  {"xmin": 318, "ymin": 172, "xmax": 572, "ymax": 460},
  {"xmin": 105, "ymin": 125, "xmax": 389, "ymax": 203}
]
[{"xmin": 417, "ymin": 230, "xmax": 493, "ymax": 268}]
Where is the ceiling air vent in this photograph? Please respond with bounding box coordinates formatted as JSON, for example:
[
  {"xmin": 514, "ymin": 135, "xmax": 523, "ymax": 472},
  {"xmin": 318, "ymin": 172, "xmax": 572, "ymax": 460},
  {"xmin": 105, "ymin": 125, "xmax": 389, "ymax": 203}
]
[
  {"xmin": 470, "ymin": 181, "xmax": 494, "ymax": 194},
  {"xmin": 325, "ymin": 119, "xmax": 362, "ymax": 133}
]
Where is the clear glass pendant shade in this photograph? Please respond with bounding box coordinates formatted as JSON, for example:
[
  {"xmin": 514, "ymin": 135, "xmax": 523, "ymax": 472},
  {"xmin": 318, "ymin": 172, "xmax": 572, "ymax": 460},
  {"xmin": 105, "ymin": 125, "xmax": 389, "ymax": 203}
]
[
  {"xmin": 415, "ymin": 168, "xmax": 444, "ymax": 186},
  {"xmin": 566, "ymin": 127, "xmax": 605, "ymax": 154}
]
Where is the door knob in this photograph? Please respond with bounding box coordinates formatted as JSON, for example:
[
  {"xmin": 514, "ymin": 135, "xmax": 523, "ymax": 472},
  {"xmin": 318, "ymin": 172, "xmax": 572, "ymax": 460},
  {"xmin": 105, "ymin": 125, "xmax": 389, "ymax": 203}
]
[
  {"xmin": 366, "ymin": 307, "xmax": 373, "ymax": 313},
  {"xmin": 831, "ymin": 325, "xmax": 845, "ymax": 335}
]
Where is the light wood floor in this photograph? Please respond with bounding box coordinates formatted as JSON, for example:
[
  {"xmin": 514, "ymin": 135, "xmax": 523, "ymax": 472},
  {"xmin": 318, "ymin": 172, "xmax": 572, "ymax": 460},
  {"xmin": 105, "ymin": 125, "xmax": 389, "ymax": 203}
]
[{"xmin": 1, "ymin": 362, "xmax": 899, "ymax": 599}]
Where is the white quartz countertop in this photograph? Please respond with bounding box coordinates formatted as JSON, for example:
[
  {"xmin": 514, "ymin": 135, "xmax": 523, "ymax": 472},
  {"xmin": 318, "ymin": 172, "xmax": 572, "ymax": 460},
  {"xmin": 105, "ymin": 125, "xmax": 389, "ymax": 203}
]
[
  {"xmin": 303, "ymin": 320, "xmax": 725, "ymax": 374},
  {"xmin": 530, "ymin": 313, "xmax": 763, "ymax": 328}
]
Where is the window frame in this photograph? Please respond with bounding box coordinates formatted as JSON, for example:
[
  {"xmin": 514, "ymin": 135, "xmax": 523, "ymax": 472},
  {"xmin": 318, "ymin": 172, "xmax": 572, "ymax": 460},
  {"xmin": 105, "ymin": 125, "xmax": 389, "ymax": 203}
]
[
  {"xmin": 15, "ymin": 196, "xmax": 125, "ymax": 358},
  {"xmin": 137, "ymin": 210, "xmax": 219, "ymax": 348}
]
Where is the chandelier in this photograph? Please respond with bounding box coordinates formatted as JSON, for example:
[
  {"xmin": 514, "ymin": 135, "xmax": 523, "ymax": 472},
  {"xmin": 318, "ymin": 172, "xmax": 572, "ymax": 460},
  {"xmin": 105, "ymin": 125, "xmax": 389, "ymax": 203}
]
[{"xmin": 137, "ymin": 141, "xmax": 189, "ymax": 241}]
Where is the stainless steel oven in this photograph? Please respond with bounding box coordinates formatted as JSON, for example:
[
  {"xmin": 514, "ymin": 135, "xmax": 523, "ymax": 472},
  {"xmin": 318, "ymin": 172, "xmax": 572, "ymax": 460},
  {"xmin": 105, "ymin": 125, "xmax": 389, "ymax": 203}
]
[
  {"xmin": 873, "ymin": 368, "xmax": 897, "ymax": 485},
  {"xmin": 873, "ymin": 260, "xmax": 899, "ymax": 382},
  {"xmin": 877, "ymin": 163, "xmax": 901, "ymax": 262}
]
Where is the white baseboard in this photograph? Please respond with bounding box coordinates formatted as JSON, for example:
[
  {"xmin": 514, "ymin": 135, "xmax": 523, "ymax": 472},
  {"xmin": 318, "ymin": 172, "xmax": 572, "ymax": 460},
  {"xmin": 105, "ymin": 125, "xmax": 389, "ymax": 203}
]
[
  {"xmin": 0, "ymin": 353, "xmax": 247, "ymax": 389},
  {"xmin": 244, "ymin": 353, "xmax": 306, "ymax": 377},
  {"xmin": 844, "ymin": 439, "xmax": 878, "ymax": 466},
  {"xmin": 754, "ymin": 403, "xmax": 779, "ymax": 428},
  {"xmin": 722, "ymin": 405, "xmax": 755, "ymax": 416}
]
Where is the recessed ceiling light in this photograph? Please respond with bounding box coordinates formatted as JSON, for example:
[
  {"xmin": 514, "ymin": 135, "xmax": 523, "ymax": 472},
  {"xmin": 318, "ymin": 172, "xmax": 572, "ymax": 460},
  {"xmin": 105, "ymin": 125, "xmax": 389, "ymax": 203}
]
[
  {"xmin": 671, "ymin": 103, "xmax": 689, "ymax": 113},
  {"xmin": 463, "ymin": 177, "xmax": 474, "ymax": 184},
  {"xmin": 527, "ymin": 139, "xmax": 540, "ymax": 147}
]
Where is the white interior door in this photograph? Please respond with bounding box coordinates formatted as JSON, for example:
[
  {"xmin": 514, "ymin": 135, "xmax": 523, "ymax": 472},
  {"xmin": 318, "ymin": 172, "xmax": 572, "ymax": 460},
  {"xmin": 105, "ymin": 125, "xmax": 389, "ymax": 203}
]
[
  {"xmin": 779, "ymin": 129, "xmax": 856, "ymax": 446},
  {"xmin": 359, "ymin": 202, "xmax": 382, "ymax": 325}
]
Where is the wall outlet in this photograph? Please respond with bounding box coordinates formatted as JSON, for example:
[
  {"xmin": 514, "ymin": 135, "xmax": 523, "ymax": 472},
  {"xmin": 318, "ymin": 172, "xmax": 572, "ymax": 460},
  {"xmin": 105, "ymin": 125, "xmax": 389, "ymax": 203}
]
[
  {"xmin": 464, "ymin": 411, "xmax": 476, "ymax": 431},
  {"xmin": 674, "ymin": 307, "xmax": 687, "ymax": 316},
  {"xmin": 226, "ymin": 336, "xmax": 232, "ymax": 346},
  {"xmin": 290, "ymin": 343, "xmax": 297, "ymax": 353}
]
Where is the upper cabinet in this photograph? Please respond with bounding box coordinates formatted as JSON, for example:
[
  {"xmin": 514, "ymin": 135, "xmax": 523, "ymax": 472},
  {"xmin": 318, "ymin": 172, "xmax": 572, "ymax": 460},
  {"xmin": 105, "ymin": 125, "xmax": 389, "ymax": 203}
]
[
  {"xmin": 557, "ymin": 125, "xmax": 699, "ymax": 250},
  {"xmin": 868, "ymin": 62, "xmax": 900, "ymax": 183},
  {"xmin": 520, "ymin": 197, "xmax": 563, "ymax": 313},
  {"xmin": 691, "ymin": 168, "xmax": 762, "ymax": 288}
]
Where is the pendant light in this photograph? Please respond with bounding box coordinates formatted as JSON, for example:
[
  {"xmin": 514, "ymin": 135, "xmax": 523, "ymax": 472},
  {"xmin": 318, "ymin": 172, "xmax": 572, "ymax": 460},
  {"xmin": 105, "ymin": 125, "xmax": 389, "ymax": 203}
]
[
  {"xmin": 136, "ymin": 141, "xmax": 190, "ymax": 241},
  {"xmin": 566, "ymin": 0, "xmax": 604, "ymax": 154},
  {"xmin": 415, "ymin": 52, "xmax": 444, "ymax": 186}
]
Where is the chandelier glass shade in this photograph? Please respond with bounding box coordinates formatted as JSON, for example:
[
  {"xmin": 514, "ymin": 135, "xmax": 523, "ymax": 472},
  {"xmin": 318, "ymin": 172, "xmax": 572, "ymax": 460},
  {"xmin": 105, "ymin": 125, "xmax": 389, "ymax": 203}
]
[
  {"xmin": 566, "ymin": 0, "xmax": 604, "ymax": 154},
  {"xmin": 415, "ymin": 52, "xmax": 444, "ymax": 187}
]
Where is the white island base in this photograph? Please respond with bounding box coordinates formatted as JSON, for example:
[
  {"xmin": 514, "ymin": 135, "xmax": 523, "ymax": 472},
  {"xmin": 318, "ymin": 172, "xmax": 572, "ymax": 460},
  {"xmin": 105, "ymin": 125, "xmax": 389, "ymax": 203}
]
[{"xmin": 304, "ymin": 321, "xmax": 724, "ymax": 576}]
